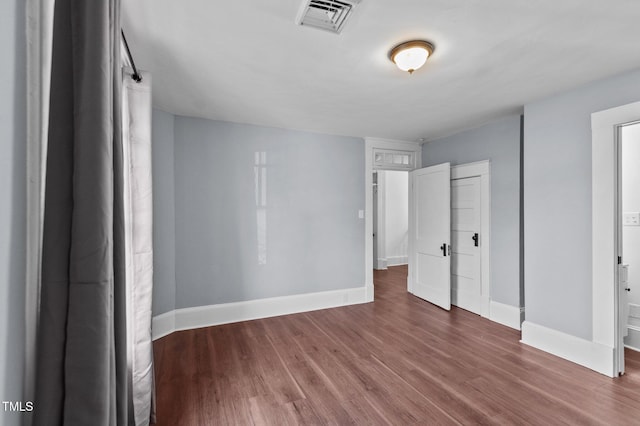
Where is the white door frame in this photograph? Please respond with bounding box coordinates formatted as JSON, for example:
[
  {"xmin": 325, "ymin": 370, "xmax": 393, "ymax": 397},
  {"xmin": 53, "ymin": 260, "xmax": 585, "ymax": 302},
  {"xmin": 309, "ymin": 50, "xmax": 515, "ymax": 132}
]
[
  {"xmin": 592, "ymin": 101, "xmax": 640, "ymax": 377},
  {"xmin": 373, "ymin": 171, "xmax": 387, "ymax": 270},
  {"xmin": 364, "ymin": 138, "xmax": 422, "ymax": 301},
  {"xmin": 451, "ymin": 160, "xmax": 491, "ymax": 319}
]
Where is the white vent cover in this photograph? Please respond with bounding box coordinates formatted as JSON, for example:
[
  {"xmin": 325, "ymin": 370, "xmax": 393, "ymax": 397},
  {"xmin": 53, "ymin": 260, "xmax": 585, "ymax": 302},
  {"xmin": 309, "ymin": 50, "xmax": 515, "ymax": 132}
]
[{"xmin": 296, "ymin": 0, "xmax": 361, "ymax": 34}]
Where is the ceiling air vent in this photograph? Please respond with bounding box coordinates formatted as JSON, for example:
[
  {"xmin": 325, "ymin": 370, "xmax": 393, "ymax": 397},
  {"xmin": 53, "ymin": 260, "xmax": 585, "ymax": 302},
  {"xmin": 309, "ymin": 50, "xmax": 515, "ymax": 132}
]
[{"xmin": 296, "ymin": 0, "xmax": 361, "ymax": 34}]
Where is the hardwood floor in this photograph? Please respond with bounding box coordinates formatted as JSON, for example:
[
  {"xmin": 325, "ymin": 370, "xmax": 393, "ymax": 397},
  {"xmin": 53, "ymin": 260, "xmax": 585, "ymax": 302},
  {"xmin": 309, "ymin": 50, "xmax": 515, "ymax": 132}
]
[{"xmin": 153, "ymin": 265, "xmax": 640, "ymax": 425}]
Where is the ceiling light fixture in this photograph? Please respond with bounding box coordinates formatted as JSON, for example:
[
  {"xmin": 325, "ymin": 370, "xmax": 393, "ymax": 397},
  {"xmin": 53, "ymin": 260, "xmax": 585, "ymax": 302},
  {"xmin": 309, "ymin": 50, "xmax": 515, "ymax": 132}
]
[{"xmin": 389, "ymin": 40, "xmax": 434, "ymax": 74}]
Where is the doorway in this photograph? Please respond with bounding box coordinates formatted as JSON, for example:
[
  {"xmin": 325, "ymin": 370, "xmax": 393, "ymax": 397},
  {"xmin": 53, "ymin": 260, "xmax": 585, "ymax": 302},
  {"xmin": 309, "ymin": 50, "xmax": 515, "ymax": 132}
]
[
  {"xmin": 370, "ymin": 158, "xmax": 491, "ymax": 317},
  {"xmin": 592, "ymin": 100, "xmax": 640, "ymax": 377},
  {"xmin": 620, "ymin": 122, "xmax": 640, "ymax": 366},
  {"xmin": 363, "ymin": 140, "xmax": 490, "ymax": 317},
  {"xmin": 373, "ymin": 170, "xmax": 409, "ymax": 271}
]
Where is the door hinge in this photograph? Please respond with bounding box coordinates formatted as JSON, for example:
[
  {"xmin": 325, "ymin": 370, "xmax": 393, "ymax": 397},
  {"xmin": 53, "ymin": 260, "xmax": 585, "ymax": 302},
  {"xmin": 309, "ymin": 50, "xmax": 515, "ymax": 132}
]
[
  {"xmin": 618, "ymin": 256, "xmax": 622, "ymax": 265},
  {"xmin": 472, "ymin": 233, "xmax": 479, "ymax": 247}
]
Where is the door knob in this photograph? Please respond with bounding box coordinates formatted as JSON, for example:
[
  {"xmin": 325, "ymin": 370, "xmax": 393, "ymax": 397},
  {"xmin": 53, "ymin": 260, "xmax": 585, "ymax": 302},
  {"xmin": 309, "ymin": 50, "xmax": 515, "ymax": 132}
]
[{"xmin": 625, "ymin": 288, "xmax": 631, "ymax": 292}]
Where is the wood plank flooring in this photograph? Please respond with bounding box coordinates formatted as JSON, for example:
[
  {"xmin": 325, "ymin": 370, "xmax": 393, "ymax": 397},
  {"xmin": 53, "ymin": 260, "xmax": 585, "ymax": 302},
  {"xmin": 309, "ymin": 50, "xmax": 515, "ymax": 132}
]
[{"xmin": 153, "ymin": 265, "xmax": 640, "ymax": 425}]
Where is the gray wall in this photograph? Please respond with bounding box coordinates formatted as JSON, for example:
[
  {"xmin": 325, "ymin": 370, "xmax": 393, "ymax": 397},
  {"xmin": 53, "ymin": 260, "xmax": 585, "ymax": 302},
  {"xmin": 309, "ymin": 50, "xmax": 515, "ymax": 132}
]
[
  {"xmin": 151, "ymin": 110, "xmax": 176, "ymax": 315},
  {"xmin": 422, "ymin": 114, "xmax": 522, "ymax": 308},
  {"xmin": 173, "ymin": 117, "xmax": 365, "ymax": 309},
  {"xmin": 524, "ymin": 69, "xmax": 640, "ymax": 340},
  {"xmin": 0, "ymin": 0, "xmax": 26, "ymax": 424}
]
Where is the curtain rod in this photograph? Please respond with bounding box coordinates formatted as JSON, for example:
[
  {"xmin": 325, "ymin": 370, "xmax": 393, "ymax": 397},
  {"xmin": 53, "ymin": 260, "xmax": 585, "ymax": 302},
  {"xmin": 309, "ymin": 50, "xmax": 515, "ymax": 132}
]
[{"xmin": 121, "ymin": 30, "xmax": 142, "ymax": 83}]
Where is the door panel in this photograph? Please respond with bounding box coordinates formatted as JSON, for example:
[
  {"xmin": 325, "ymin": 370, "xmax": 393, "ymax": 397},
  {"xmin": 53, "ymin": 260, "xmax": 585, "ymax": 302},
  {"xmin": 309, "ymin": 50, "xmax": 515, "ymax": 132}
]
[
  {"xmin": 451, "ymin": 177, "xmax": 482, "ymax": 314},
  {"xmin": 409, "ymin": 163, "xmax": 451, "ymax": 310}
]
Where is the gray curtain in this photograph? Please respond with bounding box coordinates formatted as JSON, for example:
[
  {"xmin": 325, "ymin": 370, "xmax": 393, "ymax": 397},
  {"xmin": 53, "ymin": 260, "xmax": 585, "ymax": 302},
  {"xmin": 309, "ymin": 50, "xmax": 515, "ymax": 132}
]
[{"xmin": 34, "ymin": 0, "xmax": 130, "ymax": 424}]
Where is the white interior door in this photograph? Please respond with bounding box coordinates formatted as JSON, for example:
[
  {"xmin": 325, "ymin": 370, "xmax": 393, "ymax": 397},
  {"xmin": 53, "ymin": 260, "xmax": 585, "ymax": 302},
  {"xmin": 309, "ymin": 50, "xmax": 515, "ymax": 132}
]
[
  {"xmin": 408, "ymin": 163, "xmax": 451, "ymax": 310},
  {"xmin": 451, "ymin": 176, "xmax": 482, "ymax": 314}
]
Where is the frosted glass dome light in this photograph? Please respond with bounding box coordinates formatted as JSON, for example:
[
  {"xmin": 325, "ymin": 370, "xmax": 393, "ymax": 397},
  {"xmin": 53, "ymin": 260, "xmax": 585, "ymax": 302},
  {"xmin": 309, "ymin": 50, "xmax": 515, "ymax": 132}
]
[{"xmin": 389, "ymin": 40, "xmax": 434, "ymax": 74}]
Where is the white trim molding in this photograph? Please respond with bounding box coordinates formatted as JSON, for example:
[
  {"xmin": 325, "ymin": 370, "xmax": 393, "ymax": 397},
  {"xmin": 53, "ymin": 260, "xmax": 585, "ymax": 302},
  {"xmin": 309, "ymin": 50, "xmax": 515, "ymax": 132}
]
[
  {"xmin": 152, "ymin": 286, "xmax": 369, "ymax": 341},
  {"xmin": 374, "ymin": 170, "xmax": 386, "ymax": 271},
  {"xmin": 521, "ymin": 321, "xmax": 615, "ymax": 377},
  {"xmin": 365, "ymin": 284, "xmax": 374, "ymax": 302},
  {"xmin": 386, "ymin": 256, "xmax": 408, "ymax": 266},
  {"xmin": 490, "ymin": 301, "xmax": 524, "ymax": 330},
  {"xmin": 626, "ymin": 326, "xmax": 640, "ymax": 352},
  {"xmin": 151, "ymin": 311, "xmax": 176, "ymax": 341},
  {"xmin": 375, "ymin": 258, "xmax": 388, "ymax": 270}
]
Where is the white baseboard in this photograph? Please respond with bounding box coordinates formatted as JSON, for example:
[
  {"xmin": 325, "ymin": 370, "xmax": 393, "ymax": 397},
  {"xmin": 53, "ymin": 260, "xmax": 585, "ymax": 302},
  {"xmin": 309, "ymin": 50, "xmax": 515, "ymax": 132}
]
[
  {"xmin": 152, "ymin": 286, "xmax": 369, "ymax": 341},
  {"xmin": 629, "ymin": 304, "xmax": 640, "ymax": 327},
  {"xmin": 151, "ymin": 310, "xmax": 175, "ymax": 340},
  {"xmin": 521, "ymin": 321, "xmax": 615, "ymax": 377},
  {"xmin": 375, "ymin": 258, "xmax": 388, "ymax": 270},
  {"xmin": 625, "ymin": 325, "xmax": 640, "ymax": 352},
  {"xmin": 365, "ymin": 284, "xmax": 374, "ymax": 303},
  {"xmin": 489, "ymin": 300, "xmax": 524, "ymax": 330},
  {"xmin": 387, "ymin": 255, "xmax": 408, "ymax": 266}
]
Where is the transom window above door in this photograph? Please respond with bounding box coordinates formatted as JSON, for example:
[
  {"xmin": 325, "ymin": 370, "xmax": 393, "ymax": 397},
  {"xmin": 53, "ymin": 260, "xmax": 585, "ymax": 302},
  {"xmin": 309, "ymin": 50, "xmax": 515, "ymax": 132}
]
[{"xmin": 373, "ymin": 148, "xmax": 415, "ymax": 170}]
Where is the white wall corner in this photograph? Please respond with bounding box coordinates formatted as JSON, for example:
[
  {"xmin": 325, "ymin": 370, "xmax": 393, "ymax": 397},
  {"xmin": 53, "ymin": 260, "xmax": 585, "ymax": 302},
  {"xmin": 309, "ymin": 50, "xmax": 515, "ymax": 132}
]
[
  {"xmin": 521, "ymin": 321, "xmax": 615, "ymax": 377},
  {"xmin": 152, "ymin": 286, "xmax": 370, "ymax": 341},
  {"xmin": 489, "ymin": 300, "xmax": 523, "ymax": 330},
  {"xmin": 151, "ymin": 310, "xmax": 176, "ymax": 341}
]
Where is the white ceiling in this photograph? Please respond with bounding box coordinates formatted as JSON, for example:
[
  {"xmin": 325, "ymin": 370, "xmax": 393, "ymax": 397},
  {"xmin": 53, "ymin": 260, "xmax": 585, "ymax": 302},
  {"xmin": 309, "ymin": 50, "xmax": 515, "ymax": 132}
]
[{"xmin": 122, "ymin": 0, "xmax": 640, "ymax": 142}]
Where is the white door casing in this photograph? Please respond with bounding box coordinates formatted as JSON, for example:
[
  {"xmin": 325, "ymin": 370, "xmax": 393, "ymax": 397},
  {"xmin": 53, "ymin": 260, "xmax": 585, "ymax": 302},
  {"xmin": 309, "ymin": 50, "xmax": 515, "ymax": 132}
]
[
  {"xmin": 374, "ymin": 171, "xmax": 387, "ymax": 270},
  {"xmin": 373, "ymin": 173, "xmax": 379, "ymax": 269},
  {"xmin": 592, "ymin": 100, "xmax": 640, "ymax": 377},
  {"xmin": 617, "ymin": 129, "xmax": 625, "ymax": 375},
  {"xmin": 615, "ymin": 122, "xmax": 640, "ymax": 374},
  {"xmin": 365, "ymin": 138, "xmax": 422, "ymax": 302},
  {"xmin": 451, "ymin": 176, "xmax": 482, "ymax": 314},
  {"xmin": 408, "ymin": 163, "xmax": 451, "ymax": 310},
  {"xmin": 619, "ymin": 264, "xmax": 630, "ymax": 373}
]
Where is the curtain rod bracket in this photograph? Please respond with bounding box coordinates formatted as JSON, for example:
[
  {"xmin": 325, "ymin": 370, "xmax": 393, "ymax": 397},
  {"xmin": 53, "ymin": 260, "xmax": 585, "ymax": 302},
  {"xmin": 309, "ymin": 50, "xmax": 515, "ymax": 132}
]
[{"xmin": 121, "ymin": 29, "xmax": 142, "ymax": 83}]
